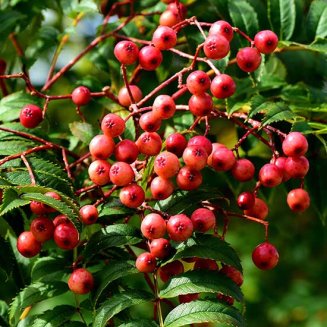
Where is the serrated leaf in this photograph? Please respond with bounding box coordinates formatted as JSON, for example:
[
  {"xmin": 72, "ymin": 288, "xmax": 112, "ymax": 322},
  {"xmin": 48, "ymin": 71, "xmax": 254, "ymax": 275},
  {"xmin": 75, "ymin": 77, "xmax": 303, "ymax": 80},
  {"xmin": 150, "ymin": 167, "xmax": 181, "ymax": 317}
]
[
  {"xmin": 99, "ymin": 197, "xmax": 135, "ymax": 219},
  {"xmin": 0, "ymin": 140, "xmax": 35, "ymax": 155},
  {"xmin": 69, "ymin": 121, "xmax": 97, "ymax": 144},
  {"xmin": 118, "ymin": 320, "xmax": 159, "ymax": 327},
  {"xmin": 93, "ymin": 260, "xmax": 138, "ymax": 305},
  {"xmin": 0, "ymin": 188, "xmax": 30, "ymax": 216},
  {"xmin": 261, "ymin": 102, "xmax": 295, "ymax": 126},
  {"xmin": 160, "ymin": 270, "xmax": 243, "ymax": 302},
  {"xmin": 171, "ymin": 234, "xmax": 242, "ymax": 272},
  {"xmin": 0, "ymin": 10, "xmax": 26, "ymax": 39},
  {"xmin": 164, "ymin": 300, "xmax": 244, "ymax": 327},
  {"xmin": 31, "ymin": 305, "xmax": 75, "ymax": 327},
  {"xmin": 31, "ymin": 256, "xmax": 68, "ymax": 281},
  {"xmin": 306, "ymin": 0, "xmax": 327, "ymax": 40},
  {"xmin": 83, "ymin": 224, "xmax": 142, "ymax": 260},
  {"xmin": 279, "ymin": 0, "xmax": 296, "ymax": 40},
  {"xmin": 93, "ymin": 290, "xmax": 153, "ymax": 327}
]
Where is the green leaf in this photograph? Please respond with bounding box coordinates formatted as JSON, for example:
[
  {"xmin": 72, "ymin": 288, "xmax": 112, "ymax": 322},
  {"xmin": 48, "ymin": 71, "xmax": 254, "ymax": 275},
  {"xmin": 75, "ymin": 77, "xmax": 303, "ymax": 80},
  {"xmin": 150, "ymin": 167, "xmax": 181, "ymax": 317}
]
[
  {"xmin": 160, "ymin": 270, "xmax": 243, "ymax": 302},
  {"xmin": 0, "ymin": 236, "xmax": 15, "ymax": 280},
  {"xmin": 93, "ymin": 260, "xmax": 138, "ymax": 305},
  {"xmin": 69, "ymin": 121, "xmax": 97, "ymax": 144},
  {"xmin": 118, "ymin": 321, "xmax": 158, "ymax": 327},
  {"xmin": 123, "ymin": 116, "xmax": 136, "ymax": 141},
  {"xmin": 164, "ymin": 300, "xmax": 244, "ymax": 327},
  {"xmin": 93, "ymin": 290, "xmax": 153, "ymax": 327},
  {"xmin": 306, "ymin": 0, "xmax": 327, "ymax": 40},
  {"xmin": 261, "ymin": 102, "xmax": 295, "ymax": 126},
  {"xmin": 0, "ymin": 140, "xmax": 35, "ymax": 155},
  {"xmin": 31, "ymin": 256, "xmax": 68, "ymax": 281},
  {"xmin": 171, "ymin": 234, "xmax": 242, "ymax": 272},
  {"xmin": 0, "ymin": 10, "xmax": 26, "ymax": 39},
  {"xmin": 83, "ymin": 224, "xmax": 142, "ymax": 260},
  {"xmin": 99, "ymin": 197, "xmax": 135, "ymax": 220},
  {"xmin": 0, "ymin": 188, "xmax": 30, "ymax": 216},
  {"xmin": 31, "ymin": 305, "xmax": 75, "ymax": 327},
  {"xmin": 279, "ymin": 0, "xmax": 296, "ymax": 40}
]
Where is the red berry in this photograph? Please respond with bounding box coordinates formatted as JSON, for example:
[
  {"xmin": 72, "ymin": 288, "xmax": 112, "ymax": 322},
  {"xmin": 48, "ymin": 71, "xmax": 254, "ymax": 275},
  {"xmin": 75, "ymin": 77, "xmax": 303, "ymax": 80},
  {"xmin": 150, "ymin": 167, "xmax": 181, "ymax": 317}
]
[
  {"xmin": 136, "ymin": 132, "xmax": 162, "ymax": 156},
  {"xmin": 152, "ymin": 26, "xmax": 177, "ymax": 50},
  {"xmin": 207, "ymin": 143, "xmax": 227, "ymax": 166},
  {"xmin": 79, "ymin": 205, "xmax": 99, "ymax": 225},
  {"xmin": 274, "ymin": 157, "xmax": 291, "ymax": 181},
  {"xmin": 89, "ymin": 134, "xmax": 115, "ymax": 160},
  {"xmin": 88, "ymin": 159, "xmax": 111, "ymax": 185},
  {"xmin": 159, "ymin": 10, "xmax": 181, "ymax": 27},
  {"xmin": 141, "ymin": 213, "xmax": 167, "ymax": 240},
  {"xmin": 114, "ymin": 139, "xmax": 139, "ymax": 163},
  {"xmin": 183, "ymin": 145, "xmax": 208, "ymax": 171},
  {"xmin": 119, "ymin": 184, "xmax": 145, "ymax": 208},
  {"xmin": 68, "ymin": 268, "xmax": 94, "ymax": 294},
  {"xmin": 188, "ymin": 93, "xmax": 213, "ymax": 116},
  {"xmin": 114, "ymin": 40, "xmax": 139, "ymax": 65},
  {"xmin": 53, "ymin": 214, "xmax": 72, "ymax": 227},
  {"xmin": 139, "ymin": 111, "xmax": 161, "ymax": 132},
  {"xmin": 217, "ymin": 293, "xmax": 234, "ymax": 306},
  {"xmin": 254, "ymin": 30, "xmax": 278, "ymax": 54},
  {"xmin": 237, "ymin": 192, "xmax": 255, "ymax": 210},
  {"xmin": 20, "ymin": 104, "xmax": 43, "ymax": 128},
  {"xmin": 231, "ymin": 158, "xmax": 255, "ymax": 182},
  {"xmin": 30, "ymin": 216, "xmax": 55, "ymax": 242},
  {"xmin": 220, "ymin": 265, "xmax": 243, "ymax": 286},
  {"xmin": 54, "ymin": 223, "xmax": 79, "ymax": 250},
  {"xmin": 118, "ymin": 85, "xmax": 143, "ymax": 107},
  {"xmin": 152, "ymin": 95, "xmax": 176, "ymax": 120},
  {"xmin": 159, "ymin": 260, "xmax": 184, "ymax": 282},
  {"xmin": 139, "ymin": 46, "xmax": 163, "ymax": 71},
  {"xmin": 252, "ymin": 242, "xmax": 279, "ymax": 270},
  {"xmin": 209, "ymin": 20, "xmax": 234, "ymax": 42},
  {"xmin": 194, "ymin": 258, "xmax": 218, "ymax": 271},
  {"xmin": 154, "ymin": 151, "xmax": 180, "ymax": 178},
  {"xmin": 167, "ymin": 214, "xmax": 193, "ymax": 242},
  {"xmin": 236, "ymin": 47, "xmax": 262, "ymax": 72},
  {"xmin": 191, "ymin": 208, "xmax": 216, "ymax": 233},
  {"xmin": 150, "ymin": 238, "xmax": 172, "ymax": 259},
  {"xmin": 259, "ymin": 163, "xmax": 283, "ymax": 187},
  {"xmin": 167, "ymin": 2, "xmax": 187, "ymax": 18},
  {"xmin": 150, "ymin": 176, "xmax": 174, "ymax": 200},
  {"xmin": 101, "ymin": 113, "xmax": 126, "ymax": 138},
  {"xmin": 244, "ymin": 197, "xmax": 269, "ymax": 220},
  {"xmin": 203, "ymin": 35, "xmax": 230, "ymax": 60},
  {"xmin": 31, "ymin": 192, "xmax": 61, "ymax": 215},
  {"xmin": 17, "ymin": 231, "xmax": 42, "ymax": 258},
  {"xmin": 284, "ymin": 156, "xmax": 309, "ymax": 179},
  {"xmin": 210, "ymin": 74, "xmax": 236, "ymax": 99},
  {"xmin": 186, "ymin": 70, "xmax": 211, "ymax": 95},
  {"xmin": 287, "ymin": 188, "xmax": 310, "ymax": 212},
  {"xmin": 211, "ymin": 148, "xmax": 236, "ymax": 172},
  {"xmin": 136, "ymin": 252, "xmax": 156, "ymax": 273},
  {"xmin": 179, "ymin": 293, "xmax": 199, "ymax": 303},
  {"xmin": 71, "ymin": 86, "xmax": 91, "ymax": 106},
  {"xmin": 166, "ymin": 133, "xmax": 187, "ymax": 157},
  {"xmin": 176, "ymin": 166, "xmax": 202, "ymax": 190},
  {"xmin": 188, "ymin": 136, "xmax": 213, "ymax": 155},
  {"xmin": 282, "ymin": 132, "xmax": 308, "ymax": 157},
  {"xmin": 110, "ymin": 161, "xmax": 135, "ymax": 186}
]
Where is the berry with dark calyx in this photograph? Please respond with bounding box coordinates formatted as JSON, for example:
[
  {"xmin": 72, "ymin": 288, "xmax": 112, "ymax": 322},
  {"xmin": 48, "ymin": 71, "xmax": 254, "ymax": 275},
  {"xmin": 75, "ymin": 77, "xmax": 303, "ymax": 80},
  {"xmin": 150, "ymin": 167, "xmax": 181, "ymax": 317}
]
[
  {"xmin": 89, "ymin": 134, "xmax": 115, "ymax": 160},
  {"xmin": 17, "ymin": 231, "xmax": 42, "ymax": 258},
  {"xmin": 136, "ymin": 132, "xmax": 162, "ymax": 156},
  {"xmin": 244, "ymin": 197, "xmax": 269, "ymax": 220},
  {"xmin": 188, "ymin": 136, "xmax": 213, "ymax": 155},
  {"xmin": 53, "ymin": 214, "xmax": 72, "ymax": 227},
  {"xmin": 287, "ymin": 188, "xmax": 310, "ymax": 212},
  {"xmin": 139, "ymin": 111, "xmax": 161, "ymax": 132},
  {"xmin": 274, "ymin": 157, "xmax": 291, "ymax": 182},
  {"xmin": 282, "ymin": 132, "xmax": 308, "ymax": 157},
  {"xmin": 259, "ymin": 163, "xmax": 283, "ymax": 188},
  {"xmin": 231, "ymin": 158, "xmax": 255, "ymax": 182},
  {"xmin": 179, "ymin": 293, "xmax": 199, "ymax": 303},
  {"xmin": 209, "ymin": 20, "xmax": 234, "ymax": 42},
  {"xmin": 139, "ymin": 46, "xmax": 163, "ymax": 71},
  {"xmin": 188, "ymin": 93, "xmax": 213, "ymax": 117},
  {"xmin": 237, "ymin": 192, "xmax": 255, "ymax": 210},
  {"xmin": 119, "ymin": 183, "xmax": 145, "ymax": 208},
  {"xmin": 54, "ymin": 223, "xmax": 79, "ymax": 250},
  {"xmin": 159, "ymin": 260, "xmax": 184, "ymax": 282},
  {"xmin": 186, "ymin": 70, "xmax": 211, "ymax": 95},
  {"xmin": 182, "ymin": 145, "xmax": 208, "ymax": 171},
  {"xmin": 152, "ymin": 26, "xmax": 177, "ymax": 50},
  {"xmin": 203, "ymin": 35, "xmax": 230, "ymax": 60},
  {"xmin": 152, "ymin": 95, "xmax": 176, "ymax": 120},
  {"xmin": 167, "ymin": 214, "xmax": 193, "ymax": 242},
  {"xmin": 211, "ymin": 147, "xmax": 236, "ymax": 172},
  {"xmin": 136, "ymin": 252, "xmax": 156, "ymax": 273},
  {"xmin": 109, "ymin": 161, "xmax": 135, "ymax": 186},
  {"xmin": 71, "ymin": 86, "xmax": 91, "ymax": 106},
  {"xmin": 166, "ymin": 133, "xmax": 187, "ymax": 157},
  {"xmin": 252, "ymin": 242, "xmax": 279, "ymax": 270},
  {"xmin": 154, "ymin": 151, "xmax": 180, "ymax": 178},
  {"xmin": 79, "ymin": 205, "xmax": 99, "ymax": 225},
  {"xmin": 207, "ymin": 143, "xmax": 227, "ymax": 166},
  {"xmin": 88, "ymin": 159, "xmax": 111, "ymax": 186},
  {"xmin": 194, "ymin": 258, "xmax": 218, "ymax": 271},
  {"xmin": 20, "ymin": 104, "xmax": 43, "ymax": 129},
  {"xmin": 150, "ymin": 176, "xmax": 174, "ymax": 200},
  {"xmin": 30, "ymin": 216, "xmax": 55, "ymax": 242},
  {"xmin": 220, "ymin": 265, "xmax": 243, "ymax": 286},
  {"xmin": 114, "ymin": 40, "xmax": 139, "ymax": 65},
  {"xmin": 176, "ymin": 166, "xmax": 202, "ymax": 190},
  {"xmin": 254, "ymin": 30, "xmax": 278, "ymax": 54},
  {"xmin": 68, "ymin": 268, "xmax": 94, "ymax": 294},
  {"xmin": 159, "ymin": 10, "xmax": 181, "ymax": 27},
  {"xmin": 101, "ymin": 113, "xmax": 126, "ymax": 138},
  {"xmin": 284, "ymin": 156, "xmax": 309, "ymax": 179},
  {"xmin": 191, "ymin": 208, "xmax": 216, "ymax": 233},
  {"xmin": 210, "ymin": 74, "xmax": 236, "ymax": 99},
  {"xmin": 141, "ymin": 213, "xmax": 167, "ymax": 240},
  {"xmin": 236, "ymin": 47, "xmax": 262, "ymax": 72},
  {"xmin": 114, "ymin": 139, "xmax": 139, "ymax": 163},
  {"xmin": 150, "ymin": 238, "xmax": 172, "ymax": 259},
  {"xmin": 118, "ymin": 85, "xmax": 143, "ymax": 107}
]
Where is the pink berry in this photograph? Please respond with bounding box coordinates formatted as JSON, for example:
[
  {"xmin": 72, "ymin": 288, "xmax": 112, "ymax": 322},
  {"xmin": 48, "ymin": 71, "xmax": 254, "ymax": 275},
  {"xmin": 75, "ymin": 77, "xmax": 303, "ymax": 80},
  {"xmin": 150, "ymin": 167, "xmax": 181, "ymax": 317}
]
[
  {"xmin": 259, "ymin": 163, "xmax": 283, "ymax": 187},
  {"xmin": 244, "ymin": 197, "xmax": 269, "ymax": 220},
  {"xmin": 150, "ymin": 238, "xmax": 171, "ymax": 259},
  {"xmin": 191, "ymin": 208, "xmax": 216, "ymax": 233},
  {"xmin": 188, "ymin": 93, "xmax": 213, "ymax": 116},
  {"xmin": 17, "ymin": 231, "xmax": 42, "ymax": 258},
  {"xmin": 186, "ymin": 70, "xmax": 211, "ymax": 95},
  {"xmin": 166, "ymin": 133, "xmax": 187, "ymax": 157},
  {"xmin": 136, "ymin": 132, "xmax": 162, "ymax": 156},
  {"xmin": 287, "ymin": 188, "xmax": 310, "ymax": 212},
  {"xmin": 152, "ymin": 95, "xmax": 176, "ymax": 120},
  {"xmin": 20, "ymin": 104, "xmax": 43, "ymax": 128},
  {"xmin": 53, "ymin": 214, "xmax": 72, "ymax": 227},
  {"xmin": 176, "ymin": 166, "xmax": 202, "ymax": 190},
  {"xmin": 284, "ymin": 156, "xmax": 309, "ymax": 179},
  {"xmin": 236, "ymin": 47, "xmax": 262, "ymax": 72},
  {"xmin": 119, "ymin": 184, "xmax": 145, "ymax": 208},
  {"xmin": 139, "ymin": 111, "xmax": 161, "ymax": 132},
  {"xmin": 252, "ymin": 242, "xmax": 279, "ymax": 270},
  {"xmin": 274, "ymin": 157, "xmax": 291, "ymax": 181},
  {"xmin": 89, "ymin": 134, "xmax": 115, "ymax": 160},
  {"xmin": 139, "ymin": 46, "xmax": 163, "ymax": 71},
  {"xmin": 68, "ymin": 268, "xmax": 94, "ymax": 294},
  {"xmin": 207, "ymin": 143, "xmax": 227, "ymax": 166},
  {"xmin": 152, "ymin": 26, "xmax": 177, "ymax": 50},
  {"xmin": 282, "ymin": 132, "xmax": 308, "ymax": 157},
  {"xmin": 220, "ymin": 265, "xmax": 243, "ymax": 286},
  {"xmin": 54, "ymin": 223, "xmax": 79, "ymax": 250},
  {"xmin": 150, "ymin": 176, "xmax": 174, "ymax": 200},
  {"xmin": 188, "ymin": 136, "xmax": 213, "ymax": 155},
  {"xmin": 159, "ymin": 260, "xmax": 184, "ymax": 282},
  {"xmin": 231, "ymin": 158, "xmax": 255, "ymax": 182},
  {"xmin": 210, "ymin": 74, "xmax": 236, "ymax": 99},
  {"xmin": 114, "ymin": 40, "xmax": 139, "ymax": 65},
  {"xmin": 101, "ymin": 113, "xmax": 126, "ymax": 138},
  {"xmin": 118, "ymin": 85, "xmax": 143, "ymax": 107},
  {"xmin": 182, "ymin": 145, "xmax": 208, "ymax": 171},
  {"xmin": 159, "ymin": 10, "xmax": 181, "ymax": 27},
  {"xmin": 237, "ymin": 192, "xmax": 255, "ymax": 210},
  {"xmin": 203, "ymin": 35, "xmax": 230, "ymax": 60},
  {"xmin": 254, "ymin": 30, "xmax": 278, "ymax": 54},
  {"xmin": 109, "ymin": 161, "xmax": 135, "ymax": 186},
  {"xmin": 30, "ymin": 216, "xmax": 55, "ymax": 243},
  {"xmin": 141, "ymin": 213, "xmax": 167, "ymax": 240},
  {"xmin": 194, "ymin": 258, "xmax": 218, "ymax": 271},
  {"xmin": 114, "ymin": 139, "xmax": 139, "ymax": 163},
  {"xmin": 211, "ymin": 148, "xmax": 236, "ymax": 172},
  {"xmin": 167, "ymin": 214, "xmax": 193, "ymax": 242},
  {"xmin": 154, "ymin": 151, "xmax": 180, "ymax": 178},
  {"xmin": 71, "ymin": 86, "xmax": 91, "ymax": 106},
  {"xmin": 209, "ymin": 20, "xmax": 234, "ymax": 41},
  {"xmin": 88, "ymin": 159, "xmax": 111, "ymax": 186},
  {"xmin": 136, "ymin": 252, "xmax": 156, "ymax": 273},
  {"xmin": 79, "ymin": 205, "xmax": 99, "ymax": 225}
]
